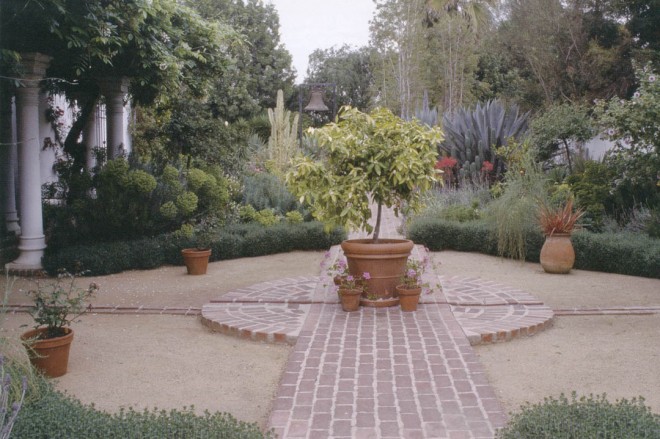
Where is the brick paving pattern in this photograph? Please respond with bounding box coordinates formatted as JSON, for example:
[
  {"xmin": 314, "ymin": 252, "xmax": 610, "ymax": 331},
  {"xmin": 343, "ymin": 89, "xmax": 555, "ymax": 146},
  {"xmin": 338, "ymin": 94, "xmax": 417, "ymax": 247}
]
[{"xmin": 266, "ymin": 208, "xmax": 509, "ymax": 438}]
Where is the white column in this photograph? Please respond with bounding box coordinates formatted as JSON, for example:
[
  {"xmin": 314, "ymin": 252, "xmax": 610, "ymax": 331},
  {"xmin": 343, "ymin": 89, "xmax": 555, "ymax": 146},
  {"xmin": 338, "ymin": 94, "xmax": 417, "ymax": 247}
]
[
  {"xmin": 99, "ymin": 77, "xmax": 128, "ymax": 160},
  {"xmin": 0, "ymin": 86, "xmax": 20, "ymax": 234},
  {"xmin": 38, "ymin": 92, "xmax": 58, "ymax": 185},
  {"xmin": 6, "ymin": 53, "xmax": 52, "ymax": 270},
  {"xmin": 83, "ymin": 103, "xmax": 99, "ymax": 170}
]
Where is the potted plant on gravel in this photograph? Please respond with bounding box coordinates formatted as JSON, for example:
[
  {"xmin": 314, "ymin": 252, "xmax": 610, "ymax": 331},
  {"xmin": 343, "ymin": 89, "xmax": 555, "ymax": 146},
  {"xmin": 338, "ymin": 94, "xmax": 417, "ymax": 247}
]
[
  {"xmin": 287, "ymin": 106, "xmax": 443, "ymax": 306},
  {"xmin": 20, "ymin": 272, "xmax": 98, "ymax": 377},
  {"xmin": 538, "ymin": 197, "xmax": 584, "ymax": 274},
  {"xmin": 181, "ymin": 222, "xmax": 215, "ymax": 275}
]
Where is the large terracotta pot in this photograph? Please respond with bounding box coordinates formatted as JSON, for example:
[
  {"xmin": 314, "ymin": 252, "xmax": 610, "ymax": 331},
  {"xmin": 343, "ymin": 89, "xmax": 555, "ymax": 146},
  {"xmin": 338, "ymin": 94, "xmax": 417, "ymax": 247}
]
[
  {"xmin": 21, "ymin": 327, "xmax": 74, "ymax": 378},
  {"xmin": 396, "ymin": 285, "xmax": 422, "ymax": 312},
  {"xmin": 181, "ymin": 248, "xmax": 212, "ymax": 275},
  {"xmin": 341, "ymin": 239, "xmax": 414, "ymax": 306},
  {"xmin": 339, "ymin": 288, "xmax": 362, "ymax": 312},
  {"xmin": 540, "ymin": 233, "xmax": 575, "ymax": 274}
]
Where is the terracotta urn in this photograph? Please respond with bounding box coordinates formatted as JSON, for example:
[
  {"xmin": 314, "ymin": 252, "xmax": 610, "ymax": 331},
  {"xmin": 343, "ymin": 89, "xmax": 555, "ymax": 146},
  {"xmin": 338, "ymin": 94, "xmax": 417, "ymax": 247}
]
[
  {"xmin": 341, "ymin": 239, "xmax": 413, "ymax": 307},
  {"xmin": 539, "ymin": 233, "xmax": 575, "ymax": 274}
]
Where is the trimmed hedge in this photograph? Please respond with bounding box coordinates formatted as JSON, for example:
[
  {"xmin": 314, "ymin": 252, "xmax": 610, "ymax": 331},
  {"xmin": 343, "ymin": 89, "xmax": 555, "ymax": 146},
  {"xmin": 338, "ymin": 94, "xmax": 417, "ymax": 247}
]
[
  {"xmin": 12, "ymin": 387, "xmax": 274, "ymax": 438},
  {"xmin": 408, "ymin": 217, "xmax": 660, "ymax": 278},
  {"xmin": 43, "ymin": 222, "xmax": 346, "ymax": 276},
  {"xmin": 497, "ymin": 393, "xmax": 660, "ymax": 438}
]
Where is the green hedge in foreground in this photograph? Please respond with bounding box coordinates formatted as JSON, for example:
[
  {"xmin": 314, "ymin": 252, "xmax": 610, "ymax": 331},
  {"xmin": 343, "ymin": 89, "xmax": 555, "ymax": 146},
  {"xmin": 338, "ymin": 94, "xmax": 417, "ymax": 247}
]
[
  {"xmin": 12, "ymin": 387, "xmax": 273, "ymax": 439},
  {"xmin": 408, "ymin": 217, "xmax": 660, "ymax": 278},
  {"xmin": 43, "ymin": 222, "xmax": 346, "ymax": 276},
  {"xmin": 497, "ymin": 393, "xmax": 660, "ymax": 438}
]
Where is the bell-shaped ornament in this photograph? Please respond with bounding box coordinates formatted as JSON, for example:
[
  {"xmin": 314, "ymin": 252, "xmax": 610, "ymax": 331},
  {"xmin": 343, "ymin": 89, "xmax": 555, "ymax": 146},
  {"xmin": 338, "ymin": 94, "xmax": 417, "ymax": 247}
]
[{"xmin": 304, "ymin": 89, "xmax": 329, "ymax": 112}]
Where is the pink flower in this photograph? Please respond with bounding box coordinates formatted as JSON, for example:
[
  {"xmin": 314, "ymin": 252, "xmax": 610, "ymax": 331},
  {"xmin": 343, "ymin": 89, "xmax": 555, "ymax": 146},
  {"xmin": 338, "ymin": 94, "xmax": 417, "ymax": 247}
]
[
  {"xmin": 481, "ymin": 161, "xmax": 494, "ymax": 173},
  {"xmin": 346, "ymin": 275, "xmax": 354, "ymax": 282},
  {"xmin": 363, "ymin": 272, "xmax": 371, "ymax": 280},
  {"xmin": 407, "ymin": 269, "xmax": 416, "ymax": 278}
]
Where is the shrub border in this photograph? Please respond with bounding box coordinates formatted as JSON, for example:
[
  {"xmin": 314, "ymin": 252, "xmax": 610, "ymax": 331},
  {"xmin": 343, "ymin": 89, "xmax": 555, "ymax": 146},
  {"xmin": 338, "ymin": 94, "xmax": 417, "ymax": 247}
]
[{"xmin": 407, "ymin": 217, "xmax": 660, "ymax": 279}]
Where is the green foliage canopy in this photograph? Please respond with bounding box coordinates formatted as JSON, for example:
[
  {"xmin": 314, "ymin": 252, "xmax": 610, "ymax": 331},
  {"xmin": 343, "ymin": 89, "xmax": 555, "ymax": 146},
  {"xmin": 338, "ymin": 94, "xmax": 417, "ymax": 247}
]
[{"xmin": 286, "ymin": 106, "xmax": 443, "ymax": 240}]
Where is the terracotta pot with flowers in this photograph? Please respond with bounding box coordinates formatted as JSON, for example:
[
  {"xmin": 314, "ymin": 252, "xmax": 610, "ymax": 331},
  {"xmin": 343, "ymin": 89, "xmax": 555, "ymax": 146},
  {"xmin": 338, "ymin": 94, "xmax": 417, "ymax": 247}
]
[
  {"xmin": 21, "ymin": 272, "xmax": 98, "ymax": 377},
  {"xmin": 538, "ymin": 198, "xmax": 584, "ymax": 274},
  {"xmin": 287, "ymin": 107, "xmax": 443, "ymax": 306},
  {"xmin": 396, "ymin": 258, "xmax": 429, "ymax": 311},
  {"xmin": 338, "ymin": 272, "xmax": 370, "ymax": 312}
]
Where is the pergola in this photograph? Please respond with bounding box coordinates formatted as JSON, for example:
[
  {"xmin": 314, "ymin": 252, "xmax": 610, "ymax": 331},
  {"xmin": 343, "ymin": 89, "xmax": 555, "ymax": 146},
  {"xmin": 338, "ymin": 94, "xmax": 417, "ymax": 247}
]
[{"xmin": 0, "ymin": 52, "xmax": 130, "ymax": 270}]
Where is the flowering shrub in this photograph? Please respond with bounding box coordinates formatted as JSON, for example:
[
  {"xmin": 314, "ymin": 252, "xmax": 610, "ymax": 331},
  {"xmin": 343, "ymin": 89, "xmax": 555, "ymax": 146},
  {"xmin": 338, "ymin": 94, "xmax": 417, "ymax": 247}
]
[
  {"xmin": 340, "ymin": 272, "xmax": 371, "ymax": 292},
  {"xmin": 435, "ymin": 156, "xmax": 457, "ymax": 170},
  {"xmin": 400, "ymin": 257, "xmax": 431, "ymax": 290}
]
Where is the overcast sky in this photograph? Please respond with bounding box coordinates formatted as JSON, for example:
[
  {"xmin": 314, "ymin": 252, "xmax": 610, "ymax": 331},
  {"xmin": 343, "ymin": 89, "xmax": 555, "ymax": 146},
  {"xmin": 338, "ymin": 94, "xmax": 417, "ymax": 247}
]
[{"xmin": 267, "ymin": 0, "xmax": 376, "ymax": 83}]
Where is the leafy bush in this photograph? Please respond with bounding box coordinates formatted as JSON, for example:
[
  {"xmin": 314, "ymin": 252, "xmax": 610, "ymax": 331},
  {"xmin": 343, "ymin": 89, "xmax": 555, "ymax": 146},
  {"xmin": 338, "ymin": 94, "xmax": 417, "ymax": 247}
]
[
  {"xmin": 43, "ymin": 222, "xmax": 345, "ymax": 276},
  {"xmin": 497, "ymin": 393, "xmax": 660, "ymax": 439},
  {"xmin": 242, "ymin": 172, "xmax": 297, "ymax": 214},
  {"xmin": 12, "ymin": 385, "xmax": 273, "ymax": 439},
  {"xmin": 45, "ymin": 160, "xmax": 233, "ymax": 248},
  {"xmin": 407, "ymin": 217, "xmax": 659, "ymax": 278}
]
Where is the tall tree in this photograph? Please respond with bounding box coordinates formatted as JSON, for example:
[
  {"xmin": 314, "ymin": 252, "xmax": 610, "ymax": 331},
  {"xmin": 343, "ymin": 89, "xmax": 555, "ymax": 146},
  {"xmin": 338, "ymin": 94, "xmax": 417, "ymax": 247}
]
[
  {"xmin": 370, "ymin": 0, "xmax": 428, "ymax": 119},
  {"xmin": 190, "ymin": 0, "xmax": 296, "ymax": 121},
  {"xmin": 306, "ymin": 45, "xmax": 374, "ymax": 111},
  {"xmin": 424, "ymin": 0, "xmax": 497, "ymax": 112}
]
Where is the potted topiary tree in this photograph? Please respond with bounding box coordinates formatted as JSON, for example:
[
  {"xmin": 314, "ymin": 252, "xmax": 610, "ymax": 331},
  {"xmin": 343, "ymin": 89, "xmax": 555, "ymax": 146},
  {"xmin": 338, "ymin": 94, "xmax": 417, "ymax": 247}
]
[
  {"xmin": 287, "ymin": 106, "xmax": 442, "ymax": 306},
  {"xmin": 20, "ymin": 272, "xmax": 98, "ymax": 377}
]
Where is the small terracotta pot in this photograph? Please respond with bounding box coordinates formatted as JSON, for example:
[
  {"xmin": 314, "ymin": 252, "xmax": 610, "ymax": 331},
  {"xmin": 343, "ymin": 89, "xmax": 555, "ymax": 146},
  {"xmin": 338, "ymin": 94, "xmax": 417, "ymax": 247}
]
[
  {"xmin": 540, "ymin": 233, "xmax": 575, "ymax": 274},
  {"xmin": 181, "ymin": 248, "xmax": 212, "ymax": 275},
  {"xmin": 339, "ymin": 288, "xmax": 362, "ymax": 312},
  {"xmin": 396, "ymin": 285, "xmax": 422, "ymax": 312},
  {"xmin": 21, "ymin": 327, "xmax": 74, "ymax": 378}
]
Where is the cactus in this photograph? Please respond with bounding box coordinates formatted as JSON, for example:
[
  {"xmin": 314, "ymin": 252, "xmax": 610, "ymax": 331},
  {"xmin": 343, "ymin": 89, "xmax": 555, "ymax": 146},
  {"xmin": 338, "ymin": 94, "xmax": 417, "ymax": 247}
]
[
  {"xmin": 267, "ymin": 89, "xmax": 299, "ymax": 175},
  {"xmin": 441, "ymin": 100, "xmax": 529, "ymax": 184}
]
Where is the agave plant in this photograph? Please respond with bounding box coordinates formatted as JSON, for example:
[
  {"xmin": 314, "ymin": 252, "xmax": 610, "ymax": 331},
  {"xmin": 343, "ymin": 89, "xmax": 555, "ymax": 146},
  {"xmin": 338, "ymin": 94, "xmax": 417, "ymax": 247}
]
[
  {"xmin": 414, "ymin": 90, "xmax": 439, "ymax": 127},
  {"xmin": 440, "ymin": 100, "xmax": 529, "ymax": 184}
]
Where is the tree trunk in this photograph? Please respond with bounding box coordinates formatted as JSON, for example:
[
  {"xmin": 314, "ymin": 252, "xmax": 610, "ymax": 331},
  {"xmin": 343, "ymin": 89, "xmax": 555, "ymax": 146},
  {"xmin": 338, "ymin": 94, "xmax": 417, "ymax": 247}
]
[{"xmin": 373, "ymin": 202, "xmax": 383, "ymax": 243}]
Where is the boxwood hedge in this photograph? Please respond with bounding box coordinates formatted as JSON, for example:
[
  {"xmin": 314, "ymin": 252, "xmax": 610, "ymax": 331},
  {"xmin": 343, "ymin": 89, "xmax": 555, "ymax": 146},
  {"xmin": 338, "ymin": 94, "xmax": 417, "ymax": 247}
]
[
  {"xmin": 408, "ymin": 217, "xmax": 660, "ymax": 278},
  {"xmin": 42, "ymin": 222, "xmax": 345, "ymax": 276}
]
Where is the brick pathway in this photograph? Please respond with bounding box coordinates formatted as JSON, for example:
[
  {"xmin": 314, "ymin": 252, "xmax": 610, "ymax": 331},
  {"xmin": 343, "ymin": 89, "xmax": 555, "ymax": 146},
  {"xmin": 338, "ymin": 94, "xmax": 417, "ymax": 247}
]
[{"xmin": 202, "ymin": 207, "xmax": 545, "ymax": 439}]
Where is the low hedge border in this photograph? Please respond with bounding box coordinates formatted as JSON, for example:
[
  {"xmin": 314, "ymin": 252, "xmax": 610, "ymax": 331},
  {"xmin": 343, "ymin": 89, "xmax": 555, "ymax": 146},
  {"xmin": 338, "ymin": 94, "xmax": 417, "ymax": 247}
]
[
  {"xmin": 497, "ymin": 393, "xmax": 660, "ymax": 438},
  {"xmin": 12, "ymin": 385, "xmax": 274, "ymax": 438},
  {"xmin": 408, "ymin": 217, "xmax": 660, "ymax": 279},
  {"xmin": 42, "ymin": 222, "xmax": 346, "ymax": 276}
]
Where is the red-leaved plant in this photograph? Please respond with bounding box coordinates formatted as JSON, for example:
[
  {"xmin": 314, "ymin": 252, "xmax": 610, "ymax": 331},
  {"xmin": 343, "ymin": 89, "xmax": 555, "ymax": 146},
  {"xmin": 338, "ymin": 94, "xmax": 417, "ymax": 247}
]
[{"xmin": 538, "ymin": 198, "xmax": 585, "ymax": 236}]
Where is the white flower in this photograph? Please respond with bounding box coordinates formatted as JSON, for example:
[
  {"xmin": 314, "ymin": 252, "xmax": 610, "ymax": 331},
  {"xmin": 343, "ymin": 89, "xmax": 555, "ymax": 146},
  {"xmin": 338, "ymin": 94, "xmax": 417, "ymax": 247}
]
[
  {"xmin": 649, "ymin": 75, "xmax": 656, "ymax": 83},
  {"xmin": 607, "ymin": 128, "xmax": 616, "ymax": 136},
  {"xmin": 633, "ymin": 91, "xmax": 641, "ymax": 99}
]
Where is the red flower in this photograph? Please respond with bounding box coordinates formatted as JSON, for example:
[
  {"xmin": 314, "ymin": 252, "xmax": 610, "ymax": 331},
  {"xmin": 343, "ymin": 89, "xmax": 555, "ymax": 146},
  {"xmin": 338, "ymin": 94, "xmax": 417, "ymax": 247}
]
[
  {"xmin": 435, "ymin": 156, "xmax": 457, "ymax": 169},
  {"xmin": 481, "ymin": 160, "xmax": 494, "ymax": 173}
]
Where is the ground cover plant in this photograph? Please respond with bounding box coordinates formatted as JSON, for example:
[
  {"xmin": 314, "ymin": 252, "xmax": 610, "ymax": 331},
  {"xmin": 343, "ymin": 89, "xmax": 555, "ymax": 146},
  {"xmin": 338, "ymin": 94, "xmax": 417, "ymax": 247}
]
[{"xmin": 497, "ymin": 393, "xmax": 660, "ymax": 439}]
